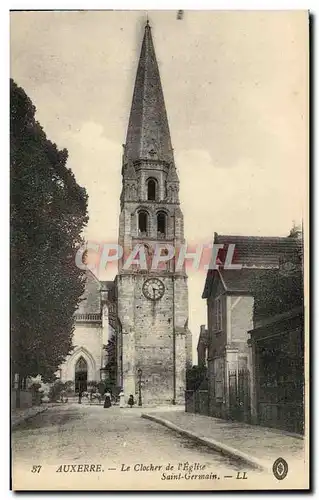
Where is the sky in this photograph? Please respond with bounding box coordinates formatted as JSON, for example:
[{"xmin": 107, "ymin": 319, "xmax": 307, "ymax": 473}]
[{"xmin": 10, "ymin": 10, "xmax": 308, "ymax": 361}]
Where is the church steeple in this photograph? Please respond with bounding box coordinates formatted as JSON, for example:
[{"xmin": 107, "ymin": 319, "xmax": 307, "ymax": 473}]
[
  {"xmin": 116, "ymin": 21, "xmax": 191, "ymax": 406},
  {"xmin": 124, "ymin": 21, "xmax": 174, "ymax": 165}
]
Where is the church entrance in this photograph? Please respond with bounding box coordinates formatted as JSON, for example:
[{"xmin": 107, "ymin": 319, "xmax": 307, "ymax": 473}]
[{"xmin": 75, "ymin": 356, "xmax": 88, "ymax": 393}]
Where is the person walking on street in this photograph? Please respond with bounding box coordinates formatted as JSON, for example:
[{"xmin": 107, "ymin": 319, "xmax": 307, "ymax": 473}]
[
  {"xmin": 103, "ymin": 391, "xmax": 112, "ymax": 408},
  {"xmin": 119, "ymin": 390, "xmax": 125, "ymax": 408},
  {"xmin": 128, "ymin": 394, "xmax": 135, "ymax": 408},
  {"xmin": 78, "ymin": 391, "xmax": 82, "ymax": 404}
]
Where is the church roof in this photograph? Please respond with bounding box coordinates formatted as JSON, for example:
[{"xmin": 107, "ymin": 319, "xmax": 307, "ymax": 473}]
[
  {"xmin": 123, "ymin": 161, "xmax": 137, "ymax": 180},
  {"xmin": 124, "ymin": 21, "xmax": 174, "ymax": 165}
]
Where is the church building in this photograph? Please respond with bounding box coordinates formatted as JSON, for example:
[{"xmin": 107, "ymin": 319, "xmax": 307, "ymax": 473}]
[{"xmin": 59, "ymin": 21, "xmax": 192, "ymax": 405}]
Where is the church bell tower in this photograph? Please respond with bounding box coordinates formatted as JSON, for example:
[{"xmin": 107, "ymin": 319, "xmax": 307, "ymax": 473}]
[{"xmin": 116, "ymin": 21, "xmax": 191, "ymax": 405}]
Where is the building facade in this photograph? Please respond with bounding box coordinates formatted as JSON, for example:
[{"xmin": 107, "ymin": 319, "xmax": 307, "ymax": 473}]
[
  {"xmin": 202, "ymin": 232, "xmax": 302, "ymax": 421},
  {"xmin": 59, "ymin": 271, "xmax": 117, "ymax": 392}
]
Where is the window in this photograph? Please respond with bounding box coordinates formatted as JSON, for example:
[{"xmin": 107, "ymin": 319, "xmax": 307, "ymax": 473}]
[
  {"xmin": 147, "ymin": 179, "xmax": 157, "ymax": 201},
  {"xmin": 157, "ymin": 211, "xmax": 166, "ymax": 237},
  {"xmin": 215, "ymin": 297, "xmax": 223, "ymax": 331},
  {"xmin": 138, "ymin": 211, "xmax": 148, "ymax": 234},
  {"xmin": 75, "ymin": 356, "xmax": 87, "ymax": 372},
  {"xmin": 75, "ymin": 356, "xmax": 88, "ymax": 393}
]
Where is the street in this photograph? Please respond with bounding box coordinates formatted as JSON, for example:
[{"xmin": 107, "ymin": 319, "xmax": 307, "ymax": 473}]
[{"xmin": 12, "ymin": 403, "xmax": 253, "ymax": 489}]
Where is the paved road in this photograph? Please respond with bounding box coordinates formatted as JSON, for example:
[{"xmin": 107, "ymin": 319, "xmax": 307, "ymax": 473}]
[{"xmin": 12, "ymin": 404, "xmax": 253, "ymax": 490}]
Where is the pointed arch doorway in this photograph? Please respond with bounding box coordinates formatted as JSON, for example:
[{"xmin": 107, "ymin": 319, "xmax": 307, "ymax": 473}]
[{"xmin": 75, "ymin": 356, "xmax": 88, "ymax": 393}]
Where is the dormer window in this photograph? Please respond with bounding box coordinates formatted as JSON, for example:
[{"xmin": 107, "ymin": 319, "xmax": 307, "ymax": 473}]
[{"xmin": 147, "ymin": 178, "xmax": 157, "ymax": 201}]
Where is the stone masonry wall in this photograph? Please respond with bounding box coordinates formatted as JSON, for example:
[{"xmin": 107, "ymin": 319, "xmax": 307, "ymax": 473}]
[
  {"xmin": 174, "ymin": 276, "xmax": 188, "ymax": 403},
  {"xmin": 117, "ymin": 273, "xmax": 189, "ymax": 405},
  {"xmin": 116, "ymin": 274, "xmax": 136, "ymax": 397},
  {"xmin": 134, "ymin": 275, "xmax": 174, "ymax": 404}
]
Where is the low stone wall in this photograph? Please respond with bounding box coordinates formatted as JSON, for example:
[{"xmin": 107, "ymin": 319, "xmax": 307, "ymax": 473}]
[{"xmin": 258, "ymin": 402, "xmax": 304, "ymax": 434}]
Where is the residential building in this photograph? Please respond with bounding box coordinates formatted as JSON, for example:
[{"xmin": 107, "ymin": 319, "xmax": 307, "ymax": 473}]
[{"xmin": 202, "ymin": 232, "xmax": 302, "ymax": 421}]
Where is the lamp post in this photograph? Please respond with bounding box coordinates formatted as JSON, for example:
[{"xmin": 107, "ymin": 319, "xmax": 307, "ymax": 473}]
[{"xmin": 137, "ymin": 368, "xmax": 142, "ymax": 407}]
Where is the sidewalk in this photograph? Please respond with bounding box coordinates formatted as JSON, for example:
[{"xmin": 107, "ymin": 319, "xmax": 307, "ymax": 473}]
[
  {"xmin": 142, "ymin": 410, "xmax": 306, "ymax": 472},
  {"xmin": 12, "ymin": 405, "xmax": 49, "ymax": 429}
]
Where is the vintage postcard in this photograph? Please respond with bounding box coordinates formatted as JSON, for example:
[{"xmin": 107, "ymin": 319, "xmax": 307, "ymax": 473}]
[{"xmin": 10, "ymin": 10, "xmax": 309, "ymax": 491}]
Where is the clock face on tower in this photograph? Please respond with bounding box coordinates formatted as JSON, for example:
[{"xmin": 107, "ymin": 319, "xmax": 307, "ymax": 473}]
[{"xmin": 142, "ymin": 278, "xmax": 165, "ymax": 301}]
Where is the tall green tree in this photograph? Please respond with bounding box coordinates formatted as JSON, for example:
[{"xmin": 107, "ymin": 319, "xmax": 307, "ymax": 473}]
[{"xmin": 11, "ymin": 79, "xmax": 89, "ymax": 384}]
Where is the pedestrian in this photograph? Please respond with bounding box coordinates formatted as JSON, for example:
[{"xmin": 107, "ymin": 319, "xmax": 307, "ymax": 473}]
[
  {"xmin": 119, "ymin": 390, "xmax": 125, "ymax": 408},
  {"xmin": 78, "ymin": 391, "xmax": 82, "ymax": 404},
  {"xmin": 61, "ymin": 390, "xmax": 66, "ymax": 403},
  {"xmin": 103, "ymin": 390, "xmax": 112, "ymax": 408},
  {"xmin": 128, "ymin": 394, "xmax": 135, "ymax": 408}
]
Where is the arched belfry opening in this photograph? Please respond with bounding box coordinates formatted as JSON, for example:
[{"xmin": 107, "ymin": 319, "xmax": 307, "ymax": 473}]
[
  {"xmin": 75, "ymin": 356, "xmax": 88, "ymax": 393},
  {"xmin": 147, "ymin": 178, "xmax": 157, "ymax": 201},
  {"xmin": 138, "ymin": 210, "xmax": 148, "ymax": 235},
  {"xmin": 157, "ymin": 211, "xmax": 166, "ymax": 238}
]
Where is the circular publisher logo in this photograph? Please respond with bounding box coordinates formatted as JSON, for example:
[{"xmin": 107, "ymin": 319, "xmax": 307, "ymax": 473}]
[{"xmin": 272, "ymin": 458, "xmax": 288, "ymax": 480}]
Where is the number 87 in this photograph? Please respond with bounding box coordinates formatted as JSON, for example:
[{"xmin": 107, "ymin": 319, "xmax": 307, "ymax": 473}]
[{"xmin": 31, "ymin": 465, "xmax": 42, "ymax": 473}]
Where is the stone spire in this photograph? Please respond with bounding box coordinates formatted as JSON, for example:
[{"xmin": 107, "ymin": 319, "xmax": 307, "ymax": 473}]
[{"xmin": 124, "ymin": 21, "xmax": 174, "ymax": 165}]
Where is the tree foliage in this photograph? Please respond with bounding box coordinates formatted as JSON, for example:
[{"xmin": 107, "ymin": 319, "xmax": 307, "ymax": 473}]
[
  {"xmin": 11, "ymin": 79, "xmax": 89, "ymax": 381},
  {"xmin": 48, "ymin": 380, "xmax": 74, "ymax": 401},
  {"xmin": 251, "ymin": 232, "xmax": 303, "ymax": 321},
  {"xmin": 186, "ymin": 365, "xmax": 208, "ymax": 391}
]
